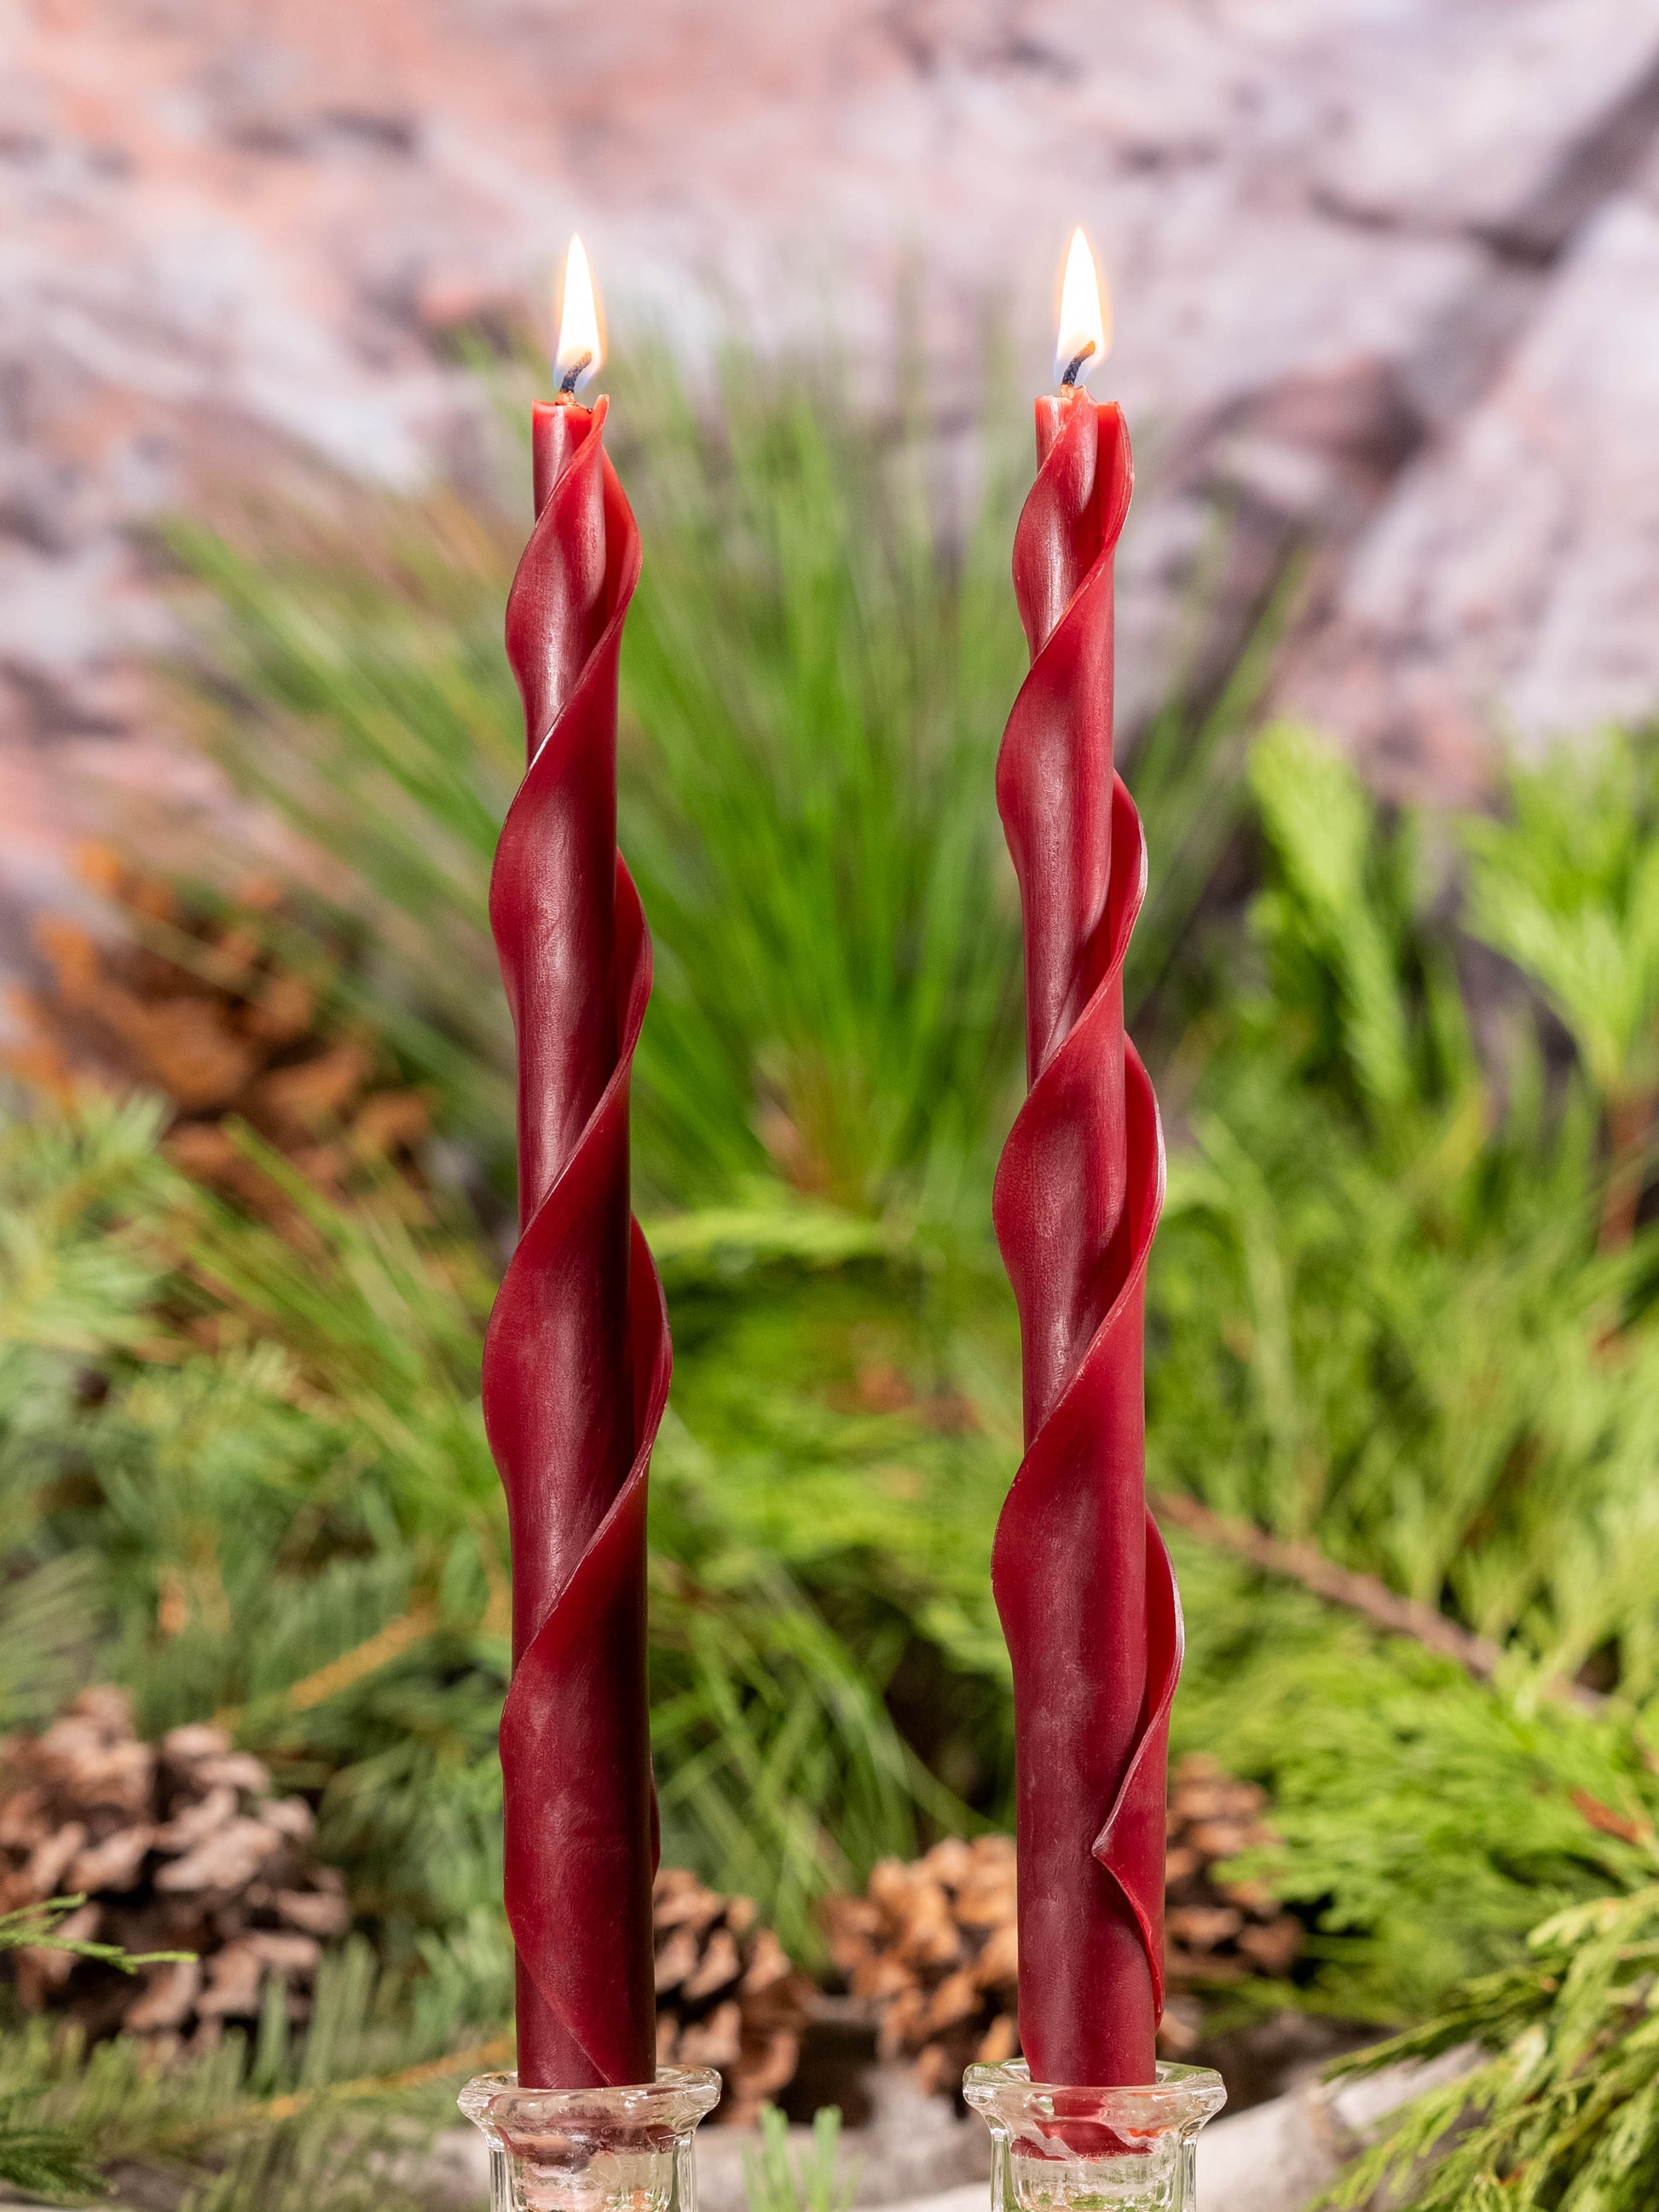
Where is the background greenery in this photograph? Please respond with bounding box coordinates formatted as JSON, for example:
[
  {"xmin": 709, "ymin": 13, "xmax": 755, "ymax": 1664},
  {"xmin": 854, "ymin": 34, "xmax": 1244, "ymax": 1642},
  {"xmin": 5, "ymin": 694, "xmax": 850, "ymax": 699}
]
[{"xmin": 6, "ymin": 347, "xmax": 1659, "ymax": 2204}]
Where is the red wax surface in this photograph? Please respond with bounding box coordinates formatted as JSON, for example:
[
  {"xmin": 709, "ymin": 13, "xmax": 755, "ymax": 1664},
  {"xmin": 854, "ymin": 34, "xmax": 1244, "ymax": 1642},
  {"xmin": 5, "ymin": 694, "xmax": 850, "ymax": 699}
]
[
  {"xmin": 483, "ymin": 393, "xmax": 663, "ymax": 2088},
  {"xmin": 991, "ymin": 387, "xmax": 1181, "ymax": 2088}
]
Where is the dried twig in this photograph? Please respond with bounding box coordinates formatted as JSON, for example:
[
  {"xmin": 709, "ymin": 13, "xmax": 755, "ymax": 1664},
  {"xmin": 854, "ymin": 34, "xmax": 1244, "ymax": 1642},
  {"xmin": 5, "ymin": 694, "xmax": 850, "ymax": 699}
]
[{"xmin": 1151, "ymin": 1490, "xmax": 1605, "ymax": 1712}]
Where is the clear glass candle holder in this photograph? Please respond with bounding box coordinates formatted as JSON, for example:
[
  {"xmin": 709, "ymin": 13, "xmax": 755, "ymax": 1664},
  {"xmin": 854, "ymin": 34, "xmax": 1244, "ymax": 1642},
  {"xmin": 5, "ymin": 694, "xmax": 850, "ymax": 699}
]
[
  {"xmin": 459, "ymin": 2066, "xmax": 722, "ymax": 2212},
  {"xmin": 964, "ymin": 2059, "xmax": 1226, "ymax": 2212}
]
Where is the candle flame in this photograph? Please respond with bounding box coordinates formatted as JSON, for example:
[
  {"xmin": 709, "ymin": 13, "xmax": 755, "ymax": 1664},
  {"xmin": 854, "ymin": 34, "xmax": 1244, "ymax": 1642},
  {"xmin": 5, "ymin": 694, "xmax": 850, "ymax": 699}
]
[
  {"xmin": 1055, "ymin": 228, "xmax": 1111, "ymax": 389},
  {"xmin": 555, "ymin": 234, "xmax": 604, "ymax": 392}
]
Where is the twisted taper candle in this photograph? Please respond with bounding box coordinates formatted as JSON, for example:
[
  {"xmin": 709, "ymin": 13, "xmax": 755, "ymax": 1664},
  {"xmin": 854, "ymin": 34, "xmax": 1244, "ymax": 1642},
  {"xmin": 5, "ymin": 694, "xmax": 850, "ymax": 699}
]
[
  {"xmin": 991, "ymin": 389, "xmax": 1181, "ymax": 2088},
  {"xmin": 483, "ymin": 392, "xmax": 664, "ymax": 2088}
]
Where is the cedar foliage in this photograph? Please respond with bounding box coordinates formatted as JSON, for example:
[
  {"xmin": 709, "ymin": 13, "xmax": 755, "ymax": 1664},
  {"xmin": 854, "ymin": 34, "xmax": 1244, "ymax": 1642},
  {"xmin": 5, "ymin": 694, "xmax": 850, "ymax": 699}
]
[
  {"xmin": 1321, "ymin": 1878, "xmax": 1659, "ymax": 2212},
  {"xmin": 1170, "ymin": 1539, "xmax": 1659, "ymax": 2028},
  {"xmin": 1153, "ymin": 722, "xmax": 1659, "ymax": 1695}
]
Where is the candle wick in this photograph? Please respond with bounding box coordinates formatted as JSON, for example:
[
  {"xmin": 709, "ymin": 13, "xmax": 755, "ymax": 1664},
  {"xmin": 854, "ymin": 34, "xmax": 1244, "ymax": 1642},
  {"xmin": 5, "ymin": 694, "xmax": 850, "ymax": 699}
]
[
  {"xmin": 558, "ymin": 353, "xmax": 592, "ymax": 398},
  {"xmin": 1060, "ymin": 341, "xmax": 1095, "ymax": 390}
]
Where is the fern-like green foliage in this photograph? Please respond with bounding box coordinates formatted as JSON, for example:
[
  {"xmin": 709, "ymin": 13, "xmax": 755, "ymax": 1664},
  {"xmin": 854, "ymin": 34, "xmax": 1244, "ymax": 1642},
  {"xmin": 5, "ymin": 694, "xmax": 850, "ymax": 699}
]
[
  {"xmin": 1465, "ymin": 729, "xmax": 1659, "ymax": 1109},
  {"xmin": 1172, "ymin": 1539, "xmax": 1659, "ymax": 2025},
  {"xmin": 1153, "ymin": 722, "xmax": 1659, "ymax": 1696},
  {"xmin": 0, "ymin": 1101, "xmax": 999, "ymax": 1979},
  {"xmin": 1321, "ymin": 1876, "xmax": 1659, "ymax": 2211},
  {"xmin": 1248, "ymin": 720, "xmax": 1419, "ymax": 1111},
  {"xmin": 0, "ymin": 1101, "xmax": 194, "ymax": 2203}
]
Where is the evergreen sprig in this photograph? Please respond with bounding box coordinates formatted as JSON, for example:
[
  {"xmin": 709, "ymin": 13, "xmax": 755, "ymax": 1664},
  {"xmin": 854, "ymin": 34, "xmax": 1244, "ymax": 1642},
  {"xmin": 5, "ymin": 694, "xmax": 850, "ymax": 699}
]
[
  {"xmin": 0, "ymin": 2092, "xmax": 106, "ymax": 2207},
  {"xmin": 1321, "ymin": 1879, "xmax": 1659, "ymax": 2210},
  {"xmin": 0, "ymin": 1895, "xmax": 189, "ymax": 2203},
  {"xmin": 1, "ymin": 1939, "xmax": 471, "ymax": 2209},
  {"xmin": 1171, "ymin": 1538, "xmax": 1659, "ymax": 2024},
  {"xmin": 0, "ymin": 1895, "xmax": 189, "ymax": 1974}
]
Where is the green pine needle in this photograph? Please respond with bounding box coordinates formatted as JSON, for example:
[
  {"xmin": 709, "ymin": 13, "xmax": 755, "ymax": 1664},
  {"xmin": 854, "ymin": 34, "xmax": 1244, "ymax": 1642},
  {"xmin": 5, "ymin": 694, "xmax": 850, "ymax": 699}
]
[{"xmin": 744, "ymin": 2104, "xmax": 858, "ymax": 2212}]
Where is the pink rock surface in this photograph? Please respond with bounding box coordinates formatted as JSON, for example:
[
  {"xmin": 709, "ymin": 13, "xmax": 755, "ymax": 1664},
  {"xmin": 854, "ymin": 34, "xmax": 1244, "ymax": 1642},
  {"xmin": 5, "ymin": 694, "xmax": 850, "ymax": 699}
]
[
  {"xmin": 3, "ymin": 0, "xmax": 1659, "ymax": 872},
  {"xmin": 1286, "ymin": 146, "xmax": 1659, "ymax": 789}
]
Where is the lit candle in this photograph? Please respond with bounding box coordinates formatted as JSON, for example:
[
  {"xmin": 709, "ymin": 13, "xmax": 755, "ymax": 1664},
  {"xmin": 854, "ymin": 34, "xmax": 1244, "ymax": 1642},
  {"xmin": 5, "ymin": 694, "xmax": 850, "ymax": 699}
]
[
  {"xmin": 991, "ymin": 231, "xmax": 1181, "ymax": 2087},
  {"xmin": 483, "ymin": 237, "xmax": 667, "ymax": 2088}
]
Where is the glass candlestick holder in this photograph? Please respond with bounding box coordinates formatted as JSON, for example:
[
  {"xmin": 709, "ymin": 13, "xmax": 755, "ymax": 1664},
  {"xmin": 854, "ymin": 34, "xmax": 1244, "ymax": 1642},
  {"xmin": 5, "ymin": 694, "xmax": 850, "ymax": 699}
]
[
  {"xmin": 459, "ymin": 2066, "xmax": 721, "ymax": 2212},
  {"xmin": 964, "ymin": 2059, "xmax": 1225, "ymax": 2212}
]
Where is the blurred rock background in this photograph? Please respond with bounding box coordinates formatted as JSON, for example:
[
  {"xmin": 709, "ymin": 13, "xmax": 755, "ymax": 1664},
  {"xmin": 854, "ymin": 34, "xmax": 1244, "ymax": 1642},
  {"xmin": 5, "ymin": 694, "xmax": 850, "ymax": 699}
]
[
  {"xmin": 8, "ymin": 0, "xmax": 1659, "ymax": 902},
  {"xmin": 13, "ymin": 11, "xmax": 1659, "ymax": 2206}
]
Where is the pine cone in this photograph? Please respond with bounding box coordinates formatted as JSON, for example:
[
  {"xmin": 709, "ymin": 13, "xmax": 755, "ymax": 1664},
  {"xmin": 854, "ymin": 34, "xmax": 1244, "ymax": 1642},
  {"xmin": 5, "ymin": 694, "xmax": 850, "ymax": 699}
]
[
  {"xmin": 0, "ymin": 1689, "xmax": 349, "ymax": 2051},
  {"xmin": 651, "ymin": 1867, "xmax": 813, "ymax": 2125},
  {"xmin": 1157, "ymin": 1753, "xmax": 1304, "ymax": 2055},
  {"xmin": 824, "ymin": 1835, "xmax": 1020, "ymax": 2099},
  {"xmin": 8, "ymin": 850, "xmax": 430, "ymax": 1216},
  {"xmin": 824, "ymin": 1766, "xmax": 1304, "ymax": 2095}
]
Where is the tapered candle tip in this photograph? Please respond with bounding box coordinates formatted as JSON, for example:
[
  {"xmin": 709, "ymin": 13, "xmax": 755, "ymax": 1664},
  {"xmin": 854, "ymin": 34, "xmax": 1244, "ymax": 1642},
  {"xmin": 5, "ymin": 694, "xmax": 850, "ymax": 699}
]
[
  {"xmin": 1055, "ymin": 228, "xmax": 1111, "ymax": 390},
  {"xmin": 556, "ymin": 234, "xmax": 604, "ymax": 395}
]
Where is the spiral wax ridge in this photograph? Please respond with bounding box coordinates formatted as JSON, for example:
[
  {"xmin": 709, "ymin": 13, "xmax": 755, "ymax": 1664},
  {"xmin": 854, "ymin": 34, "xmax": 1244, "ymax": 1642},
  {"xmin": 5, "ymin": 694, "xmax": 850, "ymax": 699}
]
[
  {"xmin": 991, "ymin": 396, "xmax": 1181, "ymax": 2088},
  {"xmin": 483, "ymin": 396, "xmax": 665, "ymax": 2089}
]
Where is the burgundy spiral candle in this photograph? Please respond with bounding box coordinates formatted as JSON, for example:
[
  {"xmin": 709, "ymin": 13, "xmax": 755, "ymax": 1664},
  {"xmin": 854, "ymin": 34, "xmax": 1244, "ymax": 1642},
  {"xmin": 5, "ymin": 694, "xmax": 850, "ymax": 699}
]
[
  {"xmin": 482, "ymin": 248, "xmax": 664, "ymax": 2089},
  {"xmin": 991, "ymin": 242, "xmax": 1182, "ymax": 2088}
]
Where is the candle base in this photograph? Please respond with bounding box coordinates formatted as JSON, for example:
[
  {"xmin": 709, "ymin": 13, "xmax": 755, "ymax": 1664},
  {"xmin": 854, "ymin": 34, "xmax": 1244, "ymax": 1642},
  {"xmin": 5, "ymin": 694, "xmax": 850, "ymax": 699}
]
[
  {"xmin": 964, "ymin": 2060, "xmax": 1225, "ymax": 2212},
  {"xmin": 459, "ymin": 2067, "xmax": 721, "ymax": 2212}
]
